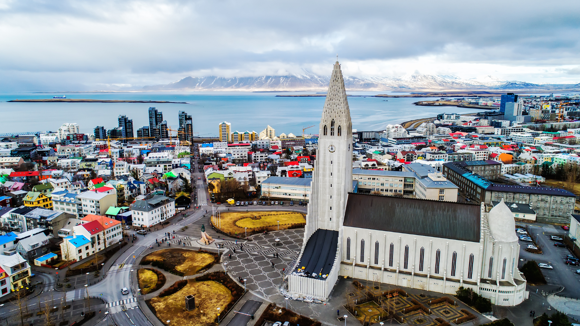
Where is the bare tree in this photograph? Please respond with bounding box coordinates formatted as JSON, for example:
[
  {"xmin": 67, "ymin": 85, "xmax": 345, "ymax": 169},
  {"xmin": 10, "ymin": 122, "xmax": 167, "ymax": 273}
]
[
  {"xmin": 13, "ymin": 287, "xmax": 28, "ymax": 326},
  {"xmin": 43, "ymin": 301, "xmax": 52, "ymax": 326}
]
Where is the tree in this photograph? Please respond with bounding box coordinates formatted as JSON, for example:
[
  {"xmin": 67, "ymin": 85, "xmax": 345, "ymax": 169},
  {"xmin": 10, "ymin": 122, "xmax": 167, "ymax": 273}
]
[
  {"xmin": 534, "ymin": 312, "xmax": 571, "ymax": 326},
  {"xmin": 116, "ymin": 185, "xmax": 125, "ymax": 205},
  {"xmin": 13, "ymin": 286, "xmax": 28, "ymax": 326},
  {"xmin": 130, "ymin": 168, "xmax": 140, "ymax": 180},
  {"xmin": 182, "ymin": 178, "xmax": 193, "ymax": 193},
  {"xmin": 42, "ymin": 300, "xmax": 52, "ymax": 326}
]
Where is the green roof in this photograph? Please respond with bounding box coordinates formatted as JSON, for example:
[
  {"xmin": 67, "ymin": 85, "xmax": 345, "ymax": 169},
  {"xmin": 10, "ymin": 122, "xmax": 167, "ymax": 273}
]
[
  {"xmin": 94, "ymin": 182, "xmax": 105, "ymax": 188},
  {"xmin": 207, "ymin": 172, "xmax": 225, "ymax": 180},
  {"xmin": 33, "ymin": 183, "xmax": 53, "ymax": 191},
  {"xmin": 164, "ymin": 171, "xmax": 177, "ymax": 179},
  {"xmin": 106, "ymin": 207, "xmax": 122, "ymax": 215},
  {"xmin": 24, "ymin": 191, "xmax": 42, "ymax": 202}
]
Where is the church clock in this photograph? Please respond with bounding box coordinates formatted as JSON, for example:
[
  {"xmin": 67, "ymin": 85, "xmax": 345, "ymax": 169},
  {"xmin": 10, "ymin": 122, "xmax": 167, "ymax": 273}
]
[{"xmin": 328, "ymin": 145, "xmax": 336, "ymax": 153}]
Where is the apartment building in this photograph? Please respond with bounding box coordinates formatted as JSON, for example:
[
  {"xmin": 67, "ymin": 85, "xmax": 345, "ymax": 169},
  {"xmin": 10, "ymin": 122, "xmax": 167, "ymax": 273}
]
[
  {"xmin": 76, "ymin": 187, "xmax": 117, "ymax": 217},
  {"xmin": 261, "ymin": 177, "xmax": 312, "ymax": 202},
  {"xmin": 131, "ymin": 195, "xmax": 176, "ymax": 228}
]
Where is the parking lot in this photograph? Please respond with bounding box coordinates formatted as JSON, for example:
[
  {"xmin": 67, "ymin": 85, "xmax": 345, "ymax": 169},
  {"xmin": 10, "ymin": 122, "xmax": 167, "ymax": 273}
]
[{"xmin": 517, "ymin": 223, "xmax": 580, "ymax": 298}]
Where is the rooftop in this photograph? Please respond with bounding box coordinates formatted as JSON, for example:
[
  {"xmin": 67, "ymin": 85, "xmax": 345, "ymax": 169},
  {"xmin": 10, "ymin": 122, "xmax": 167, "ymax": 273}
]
[
  {"xmin": 81, "ymin": 220, "xmax": 104, "ymax": 235},
  {"xmin": 262, "ymin": 176, "xmax": 312, "ymax": 187},
  {"xmin": 64, "ymin": 235, "xmax": 90, "ymax": 248}
]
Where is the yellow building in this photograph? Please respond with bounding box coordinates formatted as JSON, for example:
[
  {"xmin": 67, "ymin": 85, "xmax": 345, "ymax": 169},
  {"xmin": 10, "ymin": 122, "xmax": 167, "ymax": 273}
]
[
  {"xmin": 231, "ymin": 130, "xmax": 257, "ymax": 143},
  {"xmin": 23, "ymin": 191, "xmax": 53, "ymax": 209},
  {"xmin": 219, "ymin": 121, "xmax": 231, "ymax": 143}
]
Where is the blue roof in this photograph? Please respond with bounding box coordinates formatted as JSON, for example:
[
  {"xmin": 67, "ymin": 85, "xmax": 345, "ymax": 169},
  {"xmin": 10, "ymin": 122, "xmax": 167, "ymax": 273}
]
[
  {"xmin": 262, "ymin": 176, "xmax": 312, "ymax": 187},
  {"xmin": 51, "ymin": 190, "xmax": 68, "ymax": 196},
  {"xmin": 0, "ymin": 196, "xmax": 10, "ymax": 201},
  {"xmin": 201, "ymin": 143, "xmax": 213, "ymax": 147},
  {"xmin": 65, "ymin": 235, "xmax": 90, "ymax": 248},
  {"xmin": 0, "ymin": 232, "xmax": 17, "ymax": 246},
  {"xmin": 36, "ymin": 252, "xmax": 57, "ymax": 262},
  {"xmin": 462, "ymin": 172, "xmax": 492, "ymax": 188}
]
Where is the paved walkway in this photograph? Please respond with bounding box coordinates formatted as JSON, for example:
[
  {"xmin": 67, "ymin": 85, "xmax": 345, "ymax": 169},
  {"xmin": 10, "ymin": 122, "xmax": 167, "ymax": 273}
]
[{"xmin": 548, "ymin": 294, "xmax": 580, "ymax": 322}]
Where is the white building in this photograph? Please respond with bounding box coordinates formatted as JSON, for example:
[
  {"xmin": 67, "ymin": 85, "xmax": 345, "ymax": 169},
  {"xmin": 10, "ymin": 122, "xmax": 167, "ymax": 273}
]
[
  {"xmin": 288, "ymin": 61, "xmax": 527, "ymax": 307},
  {"xmin": 58, "ymin": 123, "xmax": 80, "ymax": 141},
  {"xmin": 130, "ymin": 195, "xmax": 175, "ymax": 228},
  {"xmin": 39, "ymin": 133, "xmax": 60, "ymax": 145},
  {"xmin": 383, "ymin": 124, "xmax": 408, "ymax": 139},
  {"xmin": 76, "ymin": 187, "xmax": 117, "ymax": 217},
  {"xmin": 261, "ymin": 177, "xmax": 312, "ymax": 201}
]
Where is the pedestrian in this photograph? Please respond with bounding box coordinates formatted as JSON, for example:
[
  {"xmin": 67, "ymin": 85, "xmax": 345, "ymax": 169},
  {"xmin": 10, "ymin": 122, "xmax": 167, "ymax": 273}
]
[
  {"xmin": 337, "ymin": 309, "xmax": 339, "ymax": 316},
  {"xmin": 233, "ymin": 248, "xmax": 236, "ymax": 253},
  {"xmin": 229, "ymin": 254, "xmax": 231, "ymax": 259}
]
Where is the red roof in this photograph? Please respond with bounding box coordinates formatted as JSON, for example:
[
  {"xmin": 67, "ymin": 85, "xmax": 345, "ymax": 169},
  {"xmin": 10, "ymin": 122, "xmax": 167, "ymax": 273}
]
[
  {"xmin": 81, "ymin": 220, "xmax": 104, "ymax": 235},
  {"xmin": 271, "ymin": 145, "xmax": 279, "ymax": 149},
  {"xmin": 90, "ymin": 178, "xmax": 103, "ymax": 185},
  {"xmin": 274, "ymin": 151, "xmax": 282, "ymax": 155},
  {"xmin": 366, "ymin": 159, "xmax": 378, "ymax": 162},
  {"xmin": 92, "ymin": 186, "xmax": 114, "ymax": 193},
  {"xmin": 296, "ymin": 156, "xmax": 310, "ymax": 161},
  {"xmin": 284, "ymin": 161, "xmax": 299, "ymax": 166},
  {"xmin": 148, "ymin": 178, "xmax": 160, "ymax": 184},
  {"xmin": 10, "ymin": 171, "xmax": 39, "ymax": 177},
  {"xmin": 228, "ymin": 143, "xmax": 251, "ymax": 147}
]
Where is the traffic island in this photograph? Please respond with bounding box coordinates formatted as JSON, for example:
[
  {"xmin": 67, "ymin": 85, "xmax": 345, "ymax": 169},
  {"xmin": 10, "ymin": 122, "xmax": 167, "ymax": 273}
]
[
  {"xmin": 140, "ymin": 248, "xmax": 218, "ymax": 276},
  {"xmin": 146, "ymin": 272, "xmax": 244, "ymax": 325},
  {"xmin": 138, "ymin": 268, "xmax": 166, "ymax": 295},
  {"xmin": 211, "ymin": 211, "xmax": 305, "ymax": 238}
]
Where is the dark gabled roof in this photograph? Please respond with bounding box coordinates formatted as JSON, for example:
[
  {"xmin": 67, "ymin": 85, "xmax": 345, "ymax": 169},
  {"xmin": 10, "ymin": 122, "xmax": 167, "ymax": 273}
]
[
  {"xmin": 343, "ymin": 193, "xmax": 481, "ymax": 242},
  {"xmin": 492, "ymin": 201, "xmax": 536, "ymax": 214},
  {"xmin": 11, "ymin": 206, "xmax": 36, "ymax": 215},
  {"xmin": 486, "ymin": 184, "xmax": 576, "ymax": 197},
  {"xmin": 572, "ymin": 214, "xmax": 580, "ymax": 224}
]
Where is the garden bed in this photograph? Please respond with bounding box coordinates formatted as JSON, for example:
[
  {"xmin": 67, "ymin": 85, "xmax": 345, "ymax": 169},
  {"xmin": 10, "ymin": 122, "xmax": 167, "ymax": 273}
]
[
  {"xmin": 211, "ymin": 211, "xmax": 305, "ymax": 237},
  {"xmin": 138, "ymin": 268, "xmax": 166, "ymax": 295},
  {"xmin": 140, "ymin": 249, "xmax": 218, "ymax": 276}
]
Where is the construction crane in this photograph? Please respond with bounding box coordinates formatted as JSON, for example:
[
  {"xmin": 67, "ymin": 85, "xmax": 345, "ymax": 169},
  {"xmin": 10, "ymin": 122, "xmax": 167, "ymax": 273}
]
[
  {"xmin": 302, "ymin": 125, "xmax": 315, "ymax": 138},
  {"xmin": 95, "ymin": 136, "xmax": 155, "ymax": 170},
  {"xmin": 166, "ymin": 127, "xmax": 193, "ymax": 146}
]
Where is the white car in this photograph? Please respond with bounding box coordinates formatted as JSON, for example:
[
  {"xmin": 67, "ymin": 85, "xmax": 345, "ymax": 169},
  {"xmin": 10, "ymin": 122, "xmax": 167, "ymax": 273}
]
[
  {"xmin": 273, "ymin": 322, "xmax": 282, "ymax": 326},
  {"xmin": 527, "ymin": 245, "xmax": 538, "ymax": 250},
  {"xmin": 516, "ymin": 229, "xmax": 527, "ymax": 234},
  {"xmin": 550, "ymin": 236, "xmax": 563, "ymax": 241},
  {"xmin": 121, "ymin": 287, "xmax": 129, "ymax": 295},
  {"xmin": 538, "ymin": 263, "xmax": 553, "ymax": 269}
]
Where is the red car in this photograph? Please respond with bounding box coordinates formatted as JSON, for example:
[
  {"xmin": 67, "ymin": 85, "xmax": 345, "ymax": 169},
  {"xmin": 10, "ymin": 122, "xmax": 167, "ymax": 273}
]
[{"xmin": 562, "ymin": 225, "xmax": 570, "ymax": 231}]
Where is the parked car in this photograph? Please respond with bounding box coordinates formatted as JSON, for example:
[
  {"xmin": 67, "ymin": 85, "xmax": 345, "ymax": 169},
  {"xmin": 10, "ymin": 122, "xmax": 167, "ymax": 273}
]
[
  {"xmin": 254, "ymin": 201, "xmax": 258, "ymax": 205},
  {"xmin": 527, "ymin": 245, "xmax": 538, "ymax": 250},
  {"xmin": 271, "ymin": 201, "xmax": 275, "ymax": 205},
  {"xmin": 121, "ymin": 287, "xmax": 129, "ymax": 295},
  {"xmin": 566, "ymin": 255, "xmax": 579, "ymax": 261},
  {"xmin": 554, "ymin": 242, "xmax": 566, "ymax": 247},
  {"xmin": 576, "ymin": 269, "xmax": 580, "ymax": 275},
  {"xmin": 290, "ymin": 201, "xmax": 294, "ymax": 206},
  {"xmin": 275, "ymin": 201, "xmax": 279, "ymax": 205},
  {"xmin": 283, "ymin": 322, "xmax": 290, "ymax": 326},
  {"xmin": 538, "ymin": 263, "xmax": 553, "ymax": 269},
  {"xmin": 280, "ymin": 201, "xmax": 284, "ymax": 205},
  {"xmin": 565, "ymin": 259, "xmax": 579, "ymax": 266},
  {"xmin": 236, "ymin": 201, "xmax": 240, "ymax": 206},
  {"xmin": 562, "ymin": 225, "xmax": 570, "ymax": 231},
  {"xmin": 516, "ymin": 229, "xmax": 527, "ymax": 234},
  {"xmin": 551, "ymin": 235, "xmax": 564, "ymax": 241},
  {"xmin": 273, "ymin": 322, "xmax": 282, "ymax": 326},
  {"xmin": 136, "ymin": 230, "xmax": 147, "ymax": 235}
]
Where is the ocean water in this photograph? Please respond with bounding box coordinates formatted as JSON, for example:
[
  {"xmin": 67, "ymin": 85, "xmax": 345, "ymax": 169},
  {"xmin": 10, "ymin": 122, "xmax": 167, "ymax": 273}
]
[{"xmin": 0, "ymin": 92, "xmax": 485, "ymax": 136}]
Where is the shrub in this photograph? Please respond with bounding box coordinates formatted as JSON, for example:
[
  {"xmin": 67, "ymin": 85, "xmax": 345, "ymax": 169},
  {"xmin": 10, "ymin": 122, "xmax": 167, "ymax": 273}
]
[
  {"xmin": 521, "ymin": 261, "xmax": 547, "ymax": 284},
  {"xmin": 483, "ymin": 318, "xmax": 515, "ymax": 326},
  {"xmin": 159, "ymin": 280, "xmax": 187, "ymax": 298},
  {"xmin": 534, "ymin": 312, "xmax": 572, "ymax": 326},
  {"xmin": 455, "ymin": 287, "xmax": 492, "ymax": 313}
]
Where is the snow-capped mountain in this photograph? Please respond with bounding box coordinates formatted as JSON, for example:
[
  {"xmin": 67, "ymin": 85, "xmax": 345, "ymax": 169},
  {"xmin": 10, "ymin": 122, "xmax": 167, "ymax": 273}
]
[{"xmin": 142, "ymin": 73, "xmax": 579, "ymax": 91}]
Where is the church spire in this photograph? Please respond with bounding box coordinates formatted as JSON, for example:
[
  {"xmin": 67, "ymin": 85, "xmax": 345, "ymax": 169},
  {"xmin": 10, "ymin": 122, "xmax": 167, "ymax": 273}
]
[{"xmin": 320, "ymin": 61, "xmax": 351, "ymax": 136}]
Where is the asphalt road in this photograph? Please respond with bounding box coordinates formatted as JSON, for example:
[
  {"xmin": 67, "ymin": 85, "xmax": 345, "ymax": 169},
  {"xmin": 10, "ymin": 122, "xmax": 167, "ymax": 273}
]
[
  {"xmin": 519, "ymin": 223, "xmax": 580, "ymax": 298},
  {"xmin": 226, "ymin": 300, "xmax": 262, "ymax": 326}
]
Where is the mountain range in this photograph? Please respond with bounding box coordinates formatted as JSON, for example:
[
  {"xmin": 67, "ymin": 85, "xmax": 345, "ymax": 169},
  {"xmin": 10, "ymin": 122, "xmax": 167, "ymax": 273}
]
[{"xmin": 142, "ymin": 73, "xmax": 580, "ymax": 92}]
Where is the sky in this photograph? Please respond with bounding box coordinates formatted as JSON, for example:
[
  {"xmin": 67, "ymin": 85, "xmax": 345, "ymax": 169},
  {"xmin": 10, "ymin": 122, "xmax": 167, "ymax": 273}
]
[{"xmin": 0, "ymin": 0, "xmax": 579, "ymax": 91}]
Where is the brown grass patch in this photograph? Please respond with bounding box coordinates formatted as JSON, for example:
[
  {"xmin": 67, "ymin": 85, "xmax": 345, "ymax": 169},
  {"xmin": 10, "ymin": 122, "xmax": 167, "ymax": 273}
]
[
  {"xmin": 141, "ymin": 249, "xmax": 216, "ymax": 276},
  {"xmin": 150, "ymin": 280, "xmax": 233, "ymax": 326},
  {"xmin": 212, "ymin": 211, "xmax": 305, "ymax": 236},
  {"xmin": 138, "ymin": 269, "xmax": 167, "ymax": 295},
  {"xmin": 71, "ymin": 254, "xmax": 105, "ymax": 270}
]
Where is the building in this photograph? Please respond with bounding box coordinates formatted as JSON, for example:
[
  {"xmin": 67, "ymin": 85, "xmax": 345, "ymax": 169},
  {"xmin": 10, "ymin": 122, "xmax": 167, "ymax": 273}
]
[
  {"xmin": 0, "ymin": 265, "xmax": 10, "ymax": 297},
  {"xmin": 0, "ymin": 157, "xmax": 24, "ymax": 169},
  {"xmin": 404, "ymin": 164, "xmax": 459, "ymax": 201},
  {"xmin": 149, "ymin": 107, "xmax": 163, "ymax": 138},
  {"xmin": 81, "ymin": 215, "xmax": 122, "ymax": 247},
  {"xmin": 51, "ymin": 190, "xmax": 79, "ymax": 217},
  {"xmin": 492, "ymin": 201, "xmax": 536, "ymax": 222},
  {"xmin": 288, "ymin": 61, "xmax": 528, "ymax": 307},
  {"xmin": 259, "ymin": 125, "xmax": 276, "ymax": 139},
  {"xmin": 58, "ymin": 123, "xmax": 80, "ymax": 141},
  {"xmin": 261, "ymin": 177, "xmax": 312, "ymax": 202},
  {"xmin": 137, "ymin": 126, "xmax": 150, "ymax": 138},
  {"xmin": 118, "ymin": 115, "xmax": 134, "ymax": 139},
  {"xmin": 15, "ymin": 232, "xmax": 51, "ymax": 263},
  {"xmin": 0, "ymin": 253, "xmax": 31, "ymax": 291},
  {"xmin": 443, "ymin": 161, "xmax": 575, "ymax": 223},
  {"xmin": 23, "ymin": 192, "xmax": 53, "ymax": 209},
  {"xmin": 178, "ymin": 111, "xmax": 193, "ymax": 142},
  {"xmin": 73, "ymin": 220, "xmax": 106, "ymax": 253},
  {"xmin": 24, "ymin": 208, "xmax": 71, "ymax": 236},
  {"xmin": 219, "ymin": 121, "xmax": 231, "ymax": 143},
  {"xmin": 76, "ymin": 187, "xmax": 117, "ymax": 217},
  {"xmin": 130, "ymin": 195, "xmax": 175, "ymax": 228},
  {"xmin": 94, "ymin": 126, "xmax": 107, "ymax": 140},
  {"xmin": 352, "ymin": 169, "xmax": 415, "ymax": 197},
  {"xmin": 60, "ymin": 235, "xmax": 92, "ymax": 261}
]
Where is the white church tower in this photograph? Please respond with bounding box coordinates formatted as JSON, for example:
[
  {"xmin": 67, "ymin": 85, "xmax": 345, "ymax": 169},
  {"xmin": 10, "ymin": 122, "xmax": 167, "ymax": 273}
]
[
  {"xmin": 306, "ymin": 60, "xmax": 353, "ymax": 235},
  {"xmin": 288, "ymin": 61, "xmax": 352, "ymax": 300}
]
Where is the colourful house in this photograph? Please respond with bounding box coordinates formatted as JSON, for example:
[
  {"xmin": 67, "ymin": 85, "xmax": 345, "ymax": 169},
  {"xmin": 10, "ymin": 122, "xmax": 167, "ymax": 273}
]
[{"xmin": 23, "ymin": 192, "xmax": 53, "ymax": 209}]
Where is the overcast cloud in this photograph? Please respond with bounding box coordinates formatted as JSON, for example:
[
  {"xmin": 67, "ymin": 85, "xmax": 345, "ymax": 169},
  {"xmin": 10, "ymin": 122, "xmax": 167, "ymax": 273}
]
[{"xmin": 0, "ymin": 0, "xmax": 579, "ymax": 91}]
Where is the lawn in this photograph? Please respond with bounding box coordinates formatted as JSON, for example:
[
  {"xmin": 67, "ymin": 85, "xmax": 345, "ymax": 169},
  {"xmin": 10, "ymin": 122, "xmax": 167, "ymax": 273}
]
[
  {"xmin": 141, "ymin": 249, "xmax": 216, "ymax": 276},
  {"xmin": 149, "ymin": 280, "xmax": 233, "ymax": 326},
  {"xmin": 138, "ymin": 269, "xmax": 165, "ymax": 295},
  {"xmin": 213, "ymin": 211, "xmax": 305, "ymax": 236}
]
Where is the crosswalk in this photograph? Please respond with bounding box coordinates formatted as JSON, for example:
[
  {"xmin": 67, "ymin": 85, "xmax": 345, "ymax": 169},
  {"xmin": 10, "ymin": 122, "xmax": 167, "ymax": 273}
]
[{"xmin": 106, "ymin": 297, "xmax": 137, "ymax": 308}]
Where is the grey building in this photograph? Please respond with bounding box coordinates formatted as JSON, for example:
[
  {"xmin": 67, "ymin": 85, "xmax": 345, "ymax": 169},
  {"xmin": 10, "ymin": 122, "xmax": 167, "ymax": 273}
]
[
  {"xmin": 178, "ymin": 111, "xmax": 193, "ymax": 142},
  {"xmin": 94, "ymin": 126, "xmax": 106, "ymax": 140},
  {"xmin": 118, "ymin": 115, "xmax": 134, "ymax": 139}
]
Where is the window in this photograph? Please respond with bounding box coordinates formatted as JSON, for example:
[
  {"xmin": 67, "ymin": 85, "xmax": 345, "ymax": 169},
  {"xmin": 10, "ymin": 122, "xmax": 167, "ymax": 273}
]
[
  {"xmin": 502, "ymin": 258, "xmax": 507, "ymax": 279},
  {"xmin": 374, "ymin": 241, "xmax": 380, "ymax": 265},
  {"xmin": 488, "ymin": 257, "xmax": 494, "ymax": 278},
  {"xmin": 360, "ymin": 239, "xmax": 365, "ymax": 263},
  {"xmin": 425, "ymin": 246, "xmax": 440, "ymax": 274},
  {"xmin": 331, "ymin": 120, "xmax": 335, "ymax": 136},
  {"xmin": 346, "ymin": 238, "xmax": 351, "ymax": 260},
  {"xmin": 389, "ymin": 243, "xmax": 394, "ymax": 267},
  {"xmin": 451, "ymin": 252, "xmax": 457, "ymax": 277},
  {"xmin": 403, "ymin": 245, "xmax": 409, "ymax": 269},
  {"xmin": 419, "ymin": 247, "xmax": 425, "ymax": 272},
  {"xmin": 323, "ymin": 125, "xmax": 327, "ymax": 136},
  {"xmin": 338, "ymin": 125, "xmax": 342, "ymax": 136}
]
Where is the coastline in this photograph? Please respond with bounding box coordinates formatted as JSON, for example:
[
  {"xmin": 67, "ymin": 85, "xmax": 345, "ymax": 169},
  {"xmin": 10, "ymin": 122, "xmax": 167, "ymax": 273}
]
[
  {"xmin": 7, "ymin": 99, "xmax": 187, "ymax": 104},
  {"xmin": 414, "ymin": 100, "xmax": 496, "ymax": 110}
]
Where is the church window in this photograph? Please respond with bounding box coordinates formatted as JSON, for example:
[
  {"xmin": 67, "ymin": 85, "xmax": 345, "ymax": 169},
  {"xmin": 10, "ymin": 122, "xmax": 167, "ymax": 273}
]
[
  {"xmin": 468, "ymin": 254, "xmax": 475, "ymax": 279},
  {"xmin": 512, "ymin": 258, "xmax": 515, "ymax": 276},
  {"xmin": 434, "ymin": 250, "xmax": 441, "ymax": 274},
  {"xmin": 419, "ymin": 247, "xmax": 425, "ymax": 272},
  {"xmin": 374, "ymin": 241, "xmax": 379, "ymax": 265},
  {"xmin": 451, "ymin": 252, "xmax": 457, "ymax": 277},
  {"xmin": 346, "ymin": 238, "xmax": 351, "ymax": 260},
  {"xmin": 501, "ymin": 258, "xmax": 507, "ymax": 279},
  {"xmin": 330, "ymin": 207, "xmax": 332, "ymax": 210},
  {"xmin": 338, "ymin": 125, "xmax": 342, "ymax": 136},
  {"xmin": 488, "ymin": 257, "xmax": 494, "ymax": 278},
  {"xmin": 360, "ymin": 240, "xmax": 365, "ymax": 263},
  {"xmin": 404, "ymin": 245, "xmax": 409, "ymax": 269},
  {"xmin": 388, "ymin": 243, "xmax": 394, "ymax": 267},
  {"xmin": 323, "ymin": 125, "xmax": 327, "ymax": 136},
  {"xmin": 331, "ymin": 120, "xmax": 335, "ymax": 136}
]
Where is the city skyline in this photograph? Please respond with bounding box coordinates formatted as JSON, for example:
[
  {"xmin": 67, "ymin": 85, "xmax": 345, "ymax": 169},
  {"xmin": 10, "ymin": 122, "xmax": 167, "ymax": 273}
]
[{"xmin": 0, "ymin": 0, "xmax": 579, "ymax": 91}]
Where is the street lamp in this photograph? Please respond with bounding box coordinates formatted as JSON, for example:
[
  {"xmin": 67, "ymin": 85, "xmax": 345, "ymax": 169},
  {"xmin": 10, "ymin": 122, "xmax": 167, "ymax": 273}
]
[
  {"xmin": 277, "ymin": 221, "xmax": 280, "ymax": 230},
  {"xmin": 217, "ymin": 307, "xmax": 221, "ymax": 323},
  {"xmin": 285, "ymin": 297, "xmax": 288, "ymax": 309},
  {"xmin": 243, "ymin": 279, "xmax": 247, "ymax": 292},
  {"xmin": 343, "ymin": 315, "xmax": 347, "ymax": 326}
]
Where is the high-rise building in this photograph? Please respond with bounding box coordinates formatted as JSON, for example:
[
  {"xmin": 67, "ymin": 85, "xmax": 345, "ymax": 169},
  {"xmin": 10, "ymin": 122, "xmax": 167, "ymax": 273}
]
[
  {"xmin": 107, "ymin": 127, "xmax": 123, "ymax": 139},
  {"xmin": 59, "ymin": 123, "xmax": 80, "ymax": 141},
  {"xmin": 219, "ymin": 122, "xmax": 231, "ymax": 143},
  {"xmin": 148, "ymin": 107, "xmax": 163, "ymax": 139},
  {"xmin": 94, "ymin": 126, "xmax": 106, "ymax": 140},
  {"xmin": 137, "ymin": 126, "xmax": 150, "ymax": 138},
  {"xmin": 178, "ymin": 111, "xmax": 193, "ymax": 141},
  {"xmin": 118, "ymin": 115, "xmax": 134, "ymax": 139},
  {"xmin": 159, "ymin": 121, "xmax": 168, "ymax": 139},
  {"xmin": 259, "ymin": 125, "xmax": 276, "ymax": 139},
  {"xmin": 500, "ymin": 93, "xmax": 518, "ymax": 114}
]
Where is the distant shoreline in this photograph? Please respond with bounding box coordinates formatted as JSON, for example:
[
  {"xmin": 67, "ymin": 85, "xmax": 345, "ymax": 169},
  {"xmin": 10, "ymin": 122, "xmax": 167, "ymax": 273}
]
[
  {"xmin": 7, "ymin": 99, "xmax": 187, "ymax": 104},
  {"xmin": 414, "ymin": 100, "xmax": 496, "ymax": 110},
  {"xmin": 276, "ymin": 91, "xmax": 512, "ymax": 98}
]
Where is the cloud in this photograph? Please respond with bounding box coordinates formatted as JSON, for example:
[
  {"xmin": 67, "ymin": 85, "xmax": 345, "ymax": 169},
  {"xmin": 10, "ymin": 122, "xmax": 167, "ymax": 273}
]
[{"xmin": 0, "ymin": 0, "xmax": 579, "ymax": 90}]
